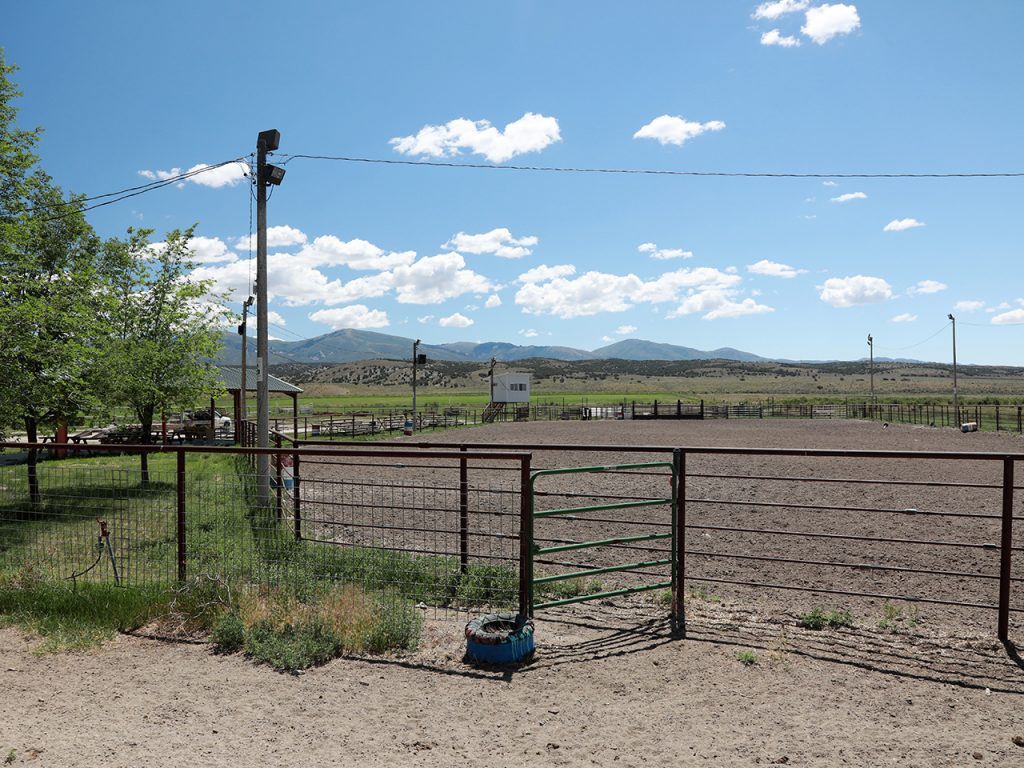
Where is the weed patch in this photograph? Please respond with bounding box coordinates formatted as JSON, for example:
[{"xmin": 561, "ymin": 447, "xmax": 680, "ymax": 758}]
[{"xmin": 797, "ymin": 607, "xmax": 854, "ymax": 631}]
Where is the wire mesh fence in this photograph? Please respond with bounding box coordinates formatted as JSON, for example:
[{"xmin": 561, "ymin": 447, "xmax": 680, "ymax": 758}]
[{"xmin": 0, "ymin": 438, "xmax": 1020, "ymax": 638}]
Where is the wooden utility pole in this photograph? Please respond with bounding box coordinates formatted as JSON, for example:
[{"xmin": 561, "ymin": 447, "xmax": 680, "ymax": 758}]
[{"xmin": 255, "ymin": 129, "xmax": 282, "ymax": 506}]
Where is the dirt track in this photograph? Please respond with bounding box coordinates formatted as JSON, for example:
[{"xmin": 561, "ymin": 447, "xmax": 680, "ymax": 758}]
[{"xmin": 4, "ymin": 420, "xmax": 1024, "ymax": 766}]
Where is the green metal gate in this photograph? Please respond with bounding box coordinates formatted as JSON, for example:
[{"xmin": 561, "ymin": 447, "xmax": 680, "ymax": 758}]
[{"xmin": 523, "ymin": 455, "xmax": 682, "ymax": 630}]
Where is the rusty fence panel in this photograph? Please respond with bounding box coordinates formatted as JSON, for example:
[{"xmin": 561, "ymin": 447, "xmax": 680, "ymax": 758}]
[{"xmin": 0, "ymin": 439, "xmax": 1019, "ymax": 639}]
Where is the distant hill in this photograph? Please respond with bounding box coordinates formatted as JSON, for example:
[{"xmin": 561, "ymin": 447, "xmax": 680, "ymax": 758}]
[
  {"xmin": 593, "ymin": 339, "xmax": 767, "ymax": 362},
  {"xmin": 217, "ymin": 328, "xmax": 771, "ymax": 366}
]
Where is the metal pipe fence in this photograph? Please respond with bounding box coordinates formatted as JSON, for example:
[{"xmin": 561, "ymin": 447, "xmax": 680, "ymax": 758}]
[{"xmin": 1, "ymin": 439, "xmax": 1020, "ymax": 640}]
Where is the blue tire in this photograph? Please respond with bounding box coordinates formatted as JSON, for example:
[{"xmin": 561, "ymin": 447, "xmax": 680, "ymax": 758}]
[{"xmin": 465, "ymin": 612, "xmax": 535, "ymax": 664}]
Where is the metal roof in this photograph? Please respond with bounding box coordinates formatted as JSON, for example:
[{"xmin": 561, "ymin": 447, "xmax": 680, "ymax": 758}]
[{"xmin": 217, "ymin": 366, "xmax": 303, "ymax": 394}]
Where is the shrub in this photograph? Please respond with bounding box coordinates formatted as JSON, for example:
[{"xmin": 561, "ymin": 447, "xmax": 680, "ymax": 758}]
[
  {"xmin": 210, "ymin": 611, "xmax": 245, "ymax": 653},
  {"xmin": 798, "ymin": 607, "xmax": 854, "ymax": 631}
]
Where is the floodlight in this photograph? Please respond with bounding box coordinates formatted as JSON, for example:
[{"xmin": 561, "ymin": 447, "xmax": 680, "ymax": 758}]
[
  {"xmin": 264, "ymin": 164, "xmax": 286, "ymax": 186},
  {"xmin": 258, "ymin": 129, "xmax": 281, "ymax": 151}
]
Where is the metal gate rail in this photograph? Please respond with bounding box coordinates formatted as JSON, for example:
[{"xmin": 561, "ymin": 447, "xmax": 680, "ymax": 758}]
[{"xmin": 527, "ymin": 460, "xmax": 680, "ymax": 626}]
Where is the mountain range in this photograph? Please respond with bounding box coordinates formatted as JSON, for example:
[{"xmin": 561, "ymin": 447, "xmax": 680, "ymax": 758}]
[{"xmin": 217, "ymin": 328, "xmax": 773, "ymax": 366}]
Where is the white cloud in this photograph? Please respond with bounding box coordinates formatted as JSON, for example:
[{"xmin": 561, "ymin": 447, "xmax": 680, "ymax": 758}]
[
  {"xmin": 831, "ymin": 191, "xmax": 867, "ymax": 203},
  {"xmin": 954, "ymin": 300, "xmax": 985, "ymax": 312},
  {"xmin": 907, "ymin": 279, "xmax": 947, "ymax": 296},
  {"xmin": 417, "ymin": 315, "xmax": 434, "ymax": 324},
  {"xmin": 265, "ymin": 311, "xmax": 287, "ymax": 328},
  {"xmin": 186, "ymin": 236, "xmax": 236, "ymax": 264},
  {"xmin": 753, "ymin": 0, "xmax": 809, "ymax": 19},
  {"xmin": 390, "ymin": 252, "xmax": 493, "ymax": 304},
  {"xmin": 633, "ymin": 115, "xmax": 726, "ymax": 147},
  {"xmin": 761, "ymin": 29, "xmax": 801, "ymax": 47},
  {"xmin": 668, "ymin": 290, "xmax": 774, "ymax": 320},
  {"xmin": 192, "ymin": 252, "xmax": 350, "ymax": 307},
  {"xmin": 324, "ymin": 272, "xmax": 396, "ymax": 305},
  {"xmin": 308, "ymin": 305, "xmax": 389, "ymax": 330},
  {"xmin": 439, "ymin": 312, "xmax": 474, "ymax": 328},
  {"xmin": 443, "ymin": 228, "xmax": 538, "ymax": 259},
  {"xmin": 818, "ymin": 275, "xmax": 893, "ymax": 307},
  {"xmin": 518, "ymin": 264, "xmax": 577, "ymax": 284},
  {"xmin": 747, "ymin": 259, "xmax": 807, "ymax": 279},
  {"xmin": 141, "ymin": 161, "xmax": 249, "ymax": 189},
  {"xmin": 638, "ymin": 242, "xmax": 693, "ymax": 260},
  {"xmin": 891, "ymin": 313, "xmax": 917, "ymax": 323},
  {"xmin": 235, "ymin": 225, "xmax": 308, "ymax": 251},
  {"xmin": 390, "ymin": 112, "xmax": 561, "ymax": 163},
  {"xmin": 823, "ymin": 181, "xmax": 838, "ymax": 187},
  {"xmin": 297, "ymin": 235, "xmax": 416, "ymax": 271},
  {"xmin": 601, "ymin": 335, "xmax": 614, "ymax": 342},
  {"xmin": 515, "ymin": 266, "xmax": 744, "ymax": 319},
  {"xmin": 802, "ymin": 3, "xmax": 861, "ymax": 44},
  {"xmin": 884, "ymin": 218, "xmax": 925, "ymax": 232},
  {"xmin": 520, "ymin": 329, "xmax": 539, "ymax": 338},
  {"xmin": 632, "ymin": 267, "xmax": 742, "ymax": 305},
  {"xmin": 485, "ymin": 294, "xmax": 502, "ymax": 308},
  {"xmin": 517, "ymin": 272, "xmax": 639, "ymax": 318},
  {"xmin": 615, "ymin": 325, "xmax": 638, "ymax": 335},
  {"xmin": 992, "ymin": 308, "xmax": 1024, "ymax": 325}
]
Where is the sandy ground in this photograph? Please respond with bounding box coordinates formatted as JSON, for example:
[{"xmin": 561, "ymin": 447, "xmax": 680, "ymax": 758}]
[
  {"xmin": 3, "ymin": 599, "xmax": 1024, "ymax": 767},
  {"xmin": 4, "ymin": 420, "xmax": 1024, "ymax": 766}
]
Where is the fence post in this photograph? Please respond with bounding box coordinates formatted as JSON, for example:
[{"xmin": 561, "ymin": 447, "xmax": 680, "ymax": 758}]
[
  {"xmin": 459, "ymin": 446, "xmax": 469, "ymax": 574},
  {"xmin": 275, "ymin": 433, "xmax": 283, "ymax": 519},
  {"xmin": 672, "ymin": 448, "xmax": 685, "ymax": 638},
  {"xmin": 998, "ymin": 458, "xmax": 1015, "ymax": 641},
  {"xmin": 293, "ymin": 452, "xmax": 301, "ymax": 541},
  {"xmin": 518, "ymin": 454, "xmax": 533, "ymax": 620},
  {"xmin": 176, "ymin": 449, "xmax": 186, "ymax": 582}
]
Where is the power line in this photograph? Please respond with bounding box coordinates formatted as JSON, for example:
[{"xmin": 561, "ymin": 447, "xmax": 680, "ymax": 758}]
[
  {"xmin": 272, "ymin": 153, "xmax": 1024, "ymax": 179},
  {"xmin": 27, "ymin": 157, "xmax": 251, "ymax": 223},
  {"xmin": 876, "ymin": 321, "xmax": 951, "ymax": 353}
]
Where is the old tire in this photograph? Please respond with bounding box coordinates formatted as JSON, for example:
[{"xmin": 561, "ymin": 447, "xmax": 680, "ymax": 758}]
[{"xmin": 465, "ymin": 612, "xmax": 535, "ymax": 664}]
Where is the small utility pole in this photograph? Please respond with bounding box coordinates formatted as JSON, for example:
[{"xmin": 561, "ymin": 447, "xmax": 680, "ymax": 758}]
[
  {"xmin": 948, "ymin": 313, "xmax": 959, "ymax": 424},
  {"xmin": 488, "ymin": 356, "xmax": 497, "ymax": 403},
  {"xmin": 867, "ymin": 333, "xmax": 874, "ymax": 412},
  {"xmin": 239, "ymin": 295, "xmax": 254, "ymax": 429},
  {"xmin": 412, "ymin": 339, "xmax": 421, "ymax": 422},
  {"xmin": 255, "ymin": 129, "xmax": 285, "ymax": 507}
]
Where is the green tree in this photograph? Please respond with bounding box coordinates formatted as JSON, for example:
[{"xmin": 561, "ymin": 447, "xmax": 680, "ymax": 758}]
[
  {"xmin": 0, "ymin": 51, "xmax": 106, "ymax": 502},
  {"xmin": 101, "ymin": 226, "xmax": 231, "ymax": 482}
]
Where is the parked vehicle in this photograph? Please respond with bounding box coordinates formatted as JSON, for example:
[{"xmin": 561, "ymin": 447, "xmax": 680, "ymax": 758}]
[{"xmin": 184, "ymin": 409, "xmax": 232, "ymax": 432}]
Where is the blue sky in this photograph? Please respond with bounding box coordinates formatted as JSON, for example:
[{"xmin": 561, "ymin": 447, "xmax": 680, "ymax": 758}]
[{"xmin": 6, "ymin": 1, "xmax": 1024, "ymax": 364}]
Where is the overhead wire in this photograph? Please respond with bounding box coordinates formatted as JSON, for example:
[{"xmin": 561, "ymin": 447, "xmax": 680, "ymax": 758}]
[
  {"xmin": 271, "ymin": 153, "xmax": 1024, "ymax": 179},
  {"xmin": 22, "ymin": 157, "xmax": 252, "ymax": 223},
  {"xmin": 874, "ymin": 321, "xmax": 952, "ymax": 354}
]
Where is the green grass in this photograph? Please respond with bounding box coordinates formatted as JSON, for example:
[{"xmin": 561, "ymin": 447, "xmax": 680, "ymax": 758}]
[
  {"xmin": 0, "ymin": 581, "xmax": 168, "ymax": 652},
  {"xmin": 0, "ymin": 451, "xmax": 518, "ymax": 660},
  {"xmin": 688, "ymin": 583, "xmax": 723, "ymax": 603},
  {"xmin": 212, "ymin": 583, "xmax": 422, "ymax": 672},
  {"xmin": 797, "ymin": 607, "xmax": 854, "ymax": 631},
  {"xmin": 736, "ymin": 650, "xmax": 757, "ymax": 666},
  {"xmin": 878, "ymin": 601, "xmax": 921, "ymax": 631},
  {"xmin": 537, "ymin": 576, "xmax": 604, "ymax": 601}
]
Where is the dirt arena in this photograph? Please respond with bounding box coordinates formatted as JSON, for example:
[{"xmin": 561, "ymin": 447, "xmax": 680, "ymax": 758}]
[{"xmin": 3, "ymin": 420, "xmax": 1024, "ymax": 766}]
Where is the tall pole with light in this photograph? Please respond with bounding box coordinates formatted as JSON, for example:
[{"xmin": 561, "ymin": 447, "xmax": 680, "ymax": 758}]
[
  {"xmin": 255, "ymin": 129, "xmax": 285, "ymax": 506},
  {"xmin": 867, "ymin": 333, "xmax": 874, "ymax": 413},
  {"xmin": 948, "ymin": 313, "xmax": 959, "ymax": 424},
  {"xmin": 412, "ymin": 339, "xmax": 421, "ymax": 423},
  {"xmin": 488, "ymin": 356, "xmax": 497, "ymax": 403}
]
